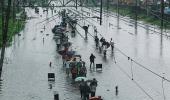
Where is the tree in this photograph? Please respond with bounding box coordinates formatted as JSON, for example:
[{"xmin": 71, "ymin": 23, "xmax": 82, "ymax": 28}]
[{"xmin": 0, "ymin": 0, "xmax": 12, "ymax": 78}]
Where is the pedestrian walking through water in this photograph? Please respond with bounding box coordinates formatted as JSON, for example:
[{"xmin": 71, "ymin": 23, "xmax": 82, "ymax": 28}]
[
  {"xmin": 95, "ymin": 36, "xmax": 99, "ymax": 48},
  {"xmin": 79, "ymin": 79, "xmax": 85, "ymax": 99},
  {"xmin": 83, "ymin": 25, "xmax": 89, "ymax": 38},
  {"xmin": 83, "ymin": 82, "xmax": 91, "ymax": 100},
  {"xmin": 115, "ymin": 86, "xmax": 118, "ymax": 96},
  {"xmin": 65, "ymin": 60, "xmax": 70, "ymax": 76},
  {"xmin": 103, "ymin": 45, "xmax": 107, "ymax": 57},
  {"xmin": 90, "ymin": 53, "xmax": 96, "ymax": 69},
  {"xmin": 43, "ymin": 37, "xmax": 44, "ymax": 44},
  {"xmin": 94, "ymin": 26, "xmax": 97, "ymax": 36},
  {"xmin": 71, "ymin": 66, "xmax": 77, "ymax": 79},
  {"xmin": 49, "ymin": 62, "xmax": 52, "ymax": 67},
  {"xmin": 90, "ymin": 78, "xmax": 98, "ymax": 97},
  {"xmin": 110, "ymin": 38, "xmax": 114, "ymax": 52}
]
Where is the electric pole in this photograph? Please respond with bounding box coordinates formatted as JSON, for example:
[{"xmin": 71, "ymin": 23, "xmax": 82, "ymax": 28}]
[
  {"xmin": 76, "ymin": 0, "xmax": 77, "ymax": 9},
  {"xmin": 100, "ymin": 0, "xmax": 102, "ymax": 25},
  {"xmin": 0, "ymin": 0, "xmax": 12, "ymax": 78},
  {"xmin": 117, "ymin": 0, "xmax": 119, "ymax": 16},
  {"xmin": 135, "ymin": 0, "xmax": 138, "ymax": 29},
  {"xmin": 107, "ymin": 0, "xmax": 109, "ymax": 10},
  {"xmin": 161, "ymin": 0, "xmax": 164, "ymax": 29}
]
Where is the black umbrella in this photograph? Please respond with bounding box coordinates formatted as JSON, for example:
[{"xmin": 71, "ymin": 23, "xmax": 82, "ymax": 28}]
[{"xmin": 58, "ymin": 50, "xmax": 65, "ymax": 55}]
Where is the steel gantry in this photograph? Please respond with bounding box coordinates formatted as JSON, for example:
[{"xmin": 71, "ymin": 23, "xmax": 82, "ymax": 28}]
[{"xmin": 41, "ymin": 0, "xmax": 103, "ymax": 25}]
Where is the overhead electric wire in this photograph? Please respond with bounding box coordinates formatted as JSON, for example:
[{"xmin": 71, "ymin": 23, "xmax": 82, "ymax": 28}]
[
  {"xmin": 75, "ymin": 20, "xmax": 160, "ymax": 100},
  {"xmin": 68, "ymin": 8, "xmax": 97, "ymax": 38},
  {"xmin": 66, "ymin": 18, "xmax": 85, "ymax": 39},
  {"xmin": 69, "ymin": 8, "xmax": 101, "ymax": 38},
  {"xmin": 74, "ymin": 10, "xmax": 170, "ymax": 83},
  {"xmin": 69, "ymin": 7, "xmax": 170, "ymax": 83},
  {"xmin": 115, "ymin": 63, "xmax": 154, "ymax": 100},
  {"xmin": 162, "ymin": 78, "xmax": 166, "ymax": 100},
  {"xmin": 76, "ymin": 22, "xmax": 95, "ymax": 38},
  {"xmin": 22, "ymin": 3, "xmax": 169, "ymax": 99},
  {"xmin": 36, "ymin": 13, "xmax": 59, "ymax": 25},
  {"xmin": 130, "ymin": 59, "xmax": 134, "ymax": 80},
  {"xmin": 41, "ymin": 15, "xmax": 59, "ymax": 26},
  {"xmin": 72, "ymin": 7, "xmax": 170, "ymax": 38},
  {"xmin": 32, "ymin": 7, "xmax": 168, "ymax": 99},
  {"xmin": 70, "ymin": 10, "xmax": 156, "ymax": 99},
  {"xmin": 86, "ymin": 7, "xmax": 170, "ymax": 37},
  {"xmin": 114, "ymin": 44, "xmax": 170, "ymax": 83}
]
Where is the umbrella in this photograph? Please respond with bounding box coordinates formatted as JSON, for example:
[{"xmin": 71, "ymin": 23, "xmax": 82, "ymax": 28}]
[
  {"xmin": 75, "ymin": 77, "xmax": 87, "ymax": 82},
  {"xmin": 83, "ymin": 26, "xmax": 88, "ymax": 31},
  {"xmin": 72, "ymin": 55, "xmax": 81, "ymax": 58},
  {"xmin": 106, "ymin": 42, "xmax": 110, "ymax": 48},
  {"xmin": 58, "ymin": 50, "xmax": 65, "ymax": 55},
  {"xmin": 66, "ymin": 51, "xmax": 75, "ymax": 56}
]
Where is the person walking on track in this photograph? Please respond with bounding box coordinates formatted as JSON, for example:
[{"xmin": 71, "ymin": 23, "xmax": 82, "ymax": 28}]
[{"xmin": 90, "ymin": 53, "xmax": 96, "ymax": 69}]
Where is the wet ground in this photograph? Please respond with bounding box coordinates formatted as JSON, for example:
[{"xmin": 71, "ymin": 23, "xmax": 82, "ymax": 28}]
[{"xmin": 0, "ymin": 5, "xmax": 170, "ymax": 100}]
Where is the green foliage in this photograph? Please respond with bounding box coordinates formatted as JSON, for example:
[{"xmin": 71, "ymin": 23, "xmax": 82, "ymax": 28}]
[{"xmin": 0, "ymin": 15, "xmax": 25, "ymax": 47}]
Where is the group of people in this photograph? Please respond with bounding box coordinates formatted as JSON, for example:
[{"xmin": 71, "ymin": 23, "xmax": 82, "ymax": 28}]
[
  {"xmin": 62, "ymin": 52, "xmax": 102, "ymax": 99},
  {"xmin": 79, "ymin": 78, "xmax": 102, "ymax": 100},
  {"xmin": 94, "ymin": 36, "xmax": 115, "ymax": 56},
  {"xmin": 82, "ymin": 25, "xmax": 115, "ymax": 57},
  {"xmin": 63, "ymin": 56, "xmax": 87, "ymax": 79},
  {"xmin": 60, "ymin": 44, "xmax": 87, "ymax": 79},
  {"xmin": 55, "ymin": 12, "xmax": 105, "ymax": 100},
  {"xmin": 58, "ymin": 17, "xmax": 117, "ymax": 99}
]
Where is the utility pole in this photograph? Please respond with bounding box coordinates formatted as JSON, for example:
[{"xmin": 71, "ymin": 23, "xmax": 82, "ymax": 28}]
[
  {"xmin": 146, "ymin": 0, "xmax": 148, "ymax": 16},
  {"xmin": 12, "ymin": 0, "xmax": 16, "ymax": 23},
  {"xmin": 0, "ymin": 0, "xmax": 5, "ymax": 78},
  {"xmin": 117, "ymin": 0, "xmax": 119, "ymax": 16},
  {"xmin": 135, "ymin": 0, "xmax": 138, "ymax": 29},
  {"xmin": 0, "ymin": 0, "xmax": 12, "ymax": 78},
  {"xmin": 107, "ymin": 0, "xmax": 109, "ymax": 10},
  {"xmin": 161, "ymin": 0, "xmax": 164, "ymax": 29},
  {"xmin": 76, "ymin": 0, "xmax": 77, "ymax": 9},
  {"xmin": 63, "ymin": 0, "xmax": 65, "ymax": 6},
  {"xmin": 100, "ymin": 0, "xmax": 102, "ymax": 25},
  {"xmin": 16, "ymin": 0, "xmax": 20, "ymax": 12}
]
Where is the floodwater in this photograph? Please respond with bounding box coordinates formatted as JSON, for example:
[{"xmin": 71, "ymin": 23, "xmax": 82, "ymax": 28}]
[{"xmin": 0, "ymin": 5, "xmax": 170, "ymax": 100}]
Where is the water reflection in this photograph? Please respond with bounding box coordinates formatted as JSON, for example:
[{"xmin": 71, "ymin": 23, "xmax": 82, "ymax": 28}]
[
  {"xmin": 134, "ymin": 27, "xmax": 138, "ymax": 35},
  {"xmin": 116, "ymin": 16, "xmax": 120, "ymax": 35},
  {"xmin": 0, "ymin": 79, "xmax": 2, "ymax": 94},
  {"xmin": 133, "ymin": 35, "xmax": 138, "ymax": 57},
  {"xmin": 17, "ymin": 34, "xmax": 20, "ymax": 47},
  {"xmin": 135, "ymin": 20, "xmax": 137, "ymax": 31},
  {"xmin": 145, "ymin": 24, "xmax": 149, "ymax": 35},
  {"xmin": 0, "ymin": 6, "xmax": 170, "ymax": 100},
  {"xmin": 145, "ymin": 24, "xmax": 150, "ymax": 57},
  {"xmin": 117, "ymin": 16, "xmax": 119, "ymax": 28},
  {"xmin": 134, "ymin": 21, "xmax": 137, "ymax": 35},
  {"xmin": 48, "ymin": 81, "xmax": 55, "ymax": 90},
  {"xmin": 105, "ymin": 14, "xmax": 109, "ymax": 34},
  {"xmin": 160, "ymin": 29, "xmax": 163, "ymax": 56}
]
